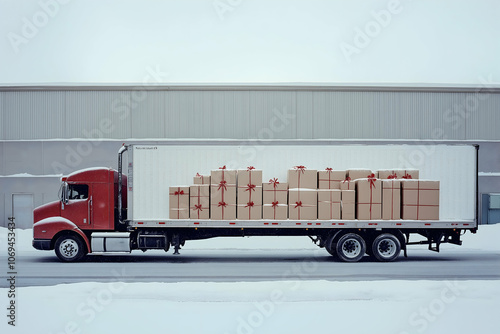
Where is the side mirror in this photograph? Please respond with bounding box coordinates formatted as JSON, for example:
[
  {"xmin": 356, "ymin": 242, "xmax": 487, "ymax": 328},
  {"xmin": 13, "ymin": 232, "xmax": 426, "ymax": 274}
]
[{"xmin": 61, "ymin": 183, "xmax": 69, "ymax": 204}]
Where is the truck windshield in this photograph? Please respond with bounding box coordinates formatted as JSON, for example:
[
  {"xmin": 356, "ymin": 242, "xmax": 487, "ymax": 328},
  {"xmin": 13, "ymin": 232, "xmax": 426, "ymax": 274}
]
[{"xmin": 67, "ymin": 184, "xmax": 89, "ymax": 200}]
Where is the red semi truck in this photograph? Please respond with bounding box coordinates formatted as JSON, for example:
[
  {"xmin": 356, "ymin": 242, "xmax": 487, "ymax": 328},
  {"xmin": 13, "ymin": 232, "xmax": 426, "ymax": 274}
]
[{"xmin": 33, "ymin": 142, "xmax": 479, "ymax": 262}]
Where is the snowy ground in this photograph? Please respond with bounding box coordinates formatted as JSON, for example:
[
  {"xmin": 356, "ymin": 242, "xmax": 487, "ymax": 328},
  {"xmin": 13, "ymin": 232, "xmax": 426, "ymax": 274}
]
[{"xmin": 1, "ymin": 225, "xmax": 499, "ymax": 333}]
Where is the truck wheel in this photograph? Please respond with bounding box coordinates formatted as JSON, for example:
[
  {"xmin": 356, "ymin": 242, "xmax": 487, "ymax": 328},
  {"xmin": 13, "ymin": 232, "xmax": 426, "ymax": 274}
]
[
  {"xmin": 55, "ymin": 234, "xmax": 87, "ymax": 262},
  {"xmin": 371, "ymin": 233, "xmax": 401, "ymax": 262},
  {"xmin": 334, "ymin": 233, "xmax": 366, "ymax": 262},
  {"xmin": 325, "ymin": 234, "xmax": 336, "ymax": 256}
]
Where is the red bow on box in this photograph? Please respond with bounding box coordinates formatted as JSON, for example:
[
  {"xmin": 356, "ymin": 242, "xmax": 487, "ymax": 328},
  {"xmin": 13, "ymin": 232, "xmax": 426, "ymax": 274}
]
[
  {"xmin": 247, "ymin": 166, "xmax": 255, "ymax": 171},
  {"xmin": 194, "ymin": 204, "xmax": 203, "ymax": 211},
  {"xmin": 269, "ymin": 178, "xmax": 279, "ymax": 188},
  {"xmin": 402, "ymin": 171, "xmax": 412, "ymax": 179},
  {"xmin": 388, "ymin": 172, "xmax": 397, "ymax": 179},
  {"xmin": 325, "ymin": 167, "xmax": 333, "ymax": 171},
  {"xmin": 245, "ymin": 184, "xmax": 256, "ymax": 192},
  {"xmin": 218, "ymin": 201, "xmax": 227, "ymax": 208},
  {"xmin": 174, "ymin": 190, "xmax": 184, "ymax": 195},
  {"xmin": 294, "ymin": 165, "xmax": 306, "ymax": 173},
  {"xmin": 219, "ymin": 166, "xmax": 226, "ymax": 170},
  {"xmin": 245, "ymin": 201, "xmax": 255, "ymax": 208},
  {"xmin": 342, "ymin": 177, "xmax": 351, "ymax": 183},
  {"xmin": 294, "ymin": 201, "xmax": 303, "ymax": 208},
  {"xmin": 271, "ymin": 201, "xmax": 279, "ymax": 208},
  {"xmin": 367, "ymin": 173, "xmax": 377, "ymax": 189},
  {"xmin": 218, "ymin": 180, "xmax": 227, "ymax": 191}
]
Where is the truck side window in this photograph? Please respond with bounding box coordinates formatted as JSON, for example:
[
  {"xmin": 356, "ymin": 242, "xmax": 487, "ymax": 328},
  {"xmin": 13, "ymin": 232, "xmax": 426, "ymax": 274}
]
[{"xmin": 68, "ymin": 184, "xmax": 89, "ymax": 200}]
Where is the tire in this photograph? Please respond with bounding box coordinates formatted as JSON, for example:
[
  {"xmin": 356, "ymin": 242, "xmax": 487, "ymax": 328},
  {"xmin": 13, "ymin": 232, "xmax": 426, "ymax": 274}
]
[
  {"xmin": 371, "ymin": 233, "xmax": 401, "ymax": 262},
  {"xmin": 325, "ymin": 233, "xmax": 337, "ymax": 256},
  {"xmin": 54, "ymin": 234, "xmax": 87, "ymax": 262},
  {"xmin": 334, "ymin": 233, "xmax": 366, "ymax": 262}
]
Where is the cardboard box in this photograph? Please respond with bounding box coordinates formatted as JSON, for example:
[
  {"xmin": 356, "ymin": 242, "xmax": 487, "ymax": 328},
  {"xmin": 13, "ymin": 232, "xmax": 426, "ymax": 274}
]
[
  {"xmin": 341, "ymin": 190, "xmax": 355, "ymax": 220},
  {"xmin": 318, "ymin": 189, "xmax": 341, "ymax": 220},
  {"xmin": 169, "ymin": 208, "xmax": 189, "ymax": 219},
  {"xmin": 288, "ymin": 167, "xmax": 317, "ymax": 189},
  {"xmin": 263, "ymin": 204, "xmax": 288, "ymax": 220},
  {"xmin": 378, "ymin": 169, "xmax": 419, "ymax": 179},
  {"xmin": 347, "ymin": 169, "xmax": 375, "ymax": 180},
  {"xmin": 339, "ymin": 179, "xmax": 355, "ymax": 190},
  {"xmin": 377, "ymin": 170, "xmax": 399, "ymax": 180},
  {"xmin": 382, "ymin": 180, "xmax": 400, "ymax": 220},
  {"xmin": 237, "ymin": 203, "xmax": 262, "ymax": 220},
  {"xmin": 210, "ymin": 202, "xmax": 236, "ymax": 220},
  {"xmin": 356, "ymin": 178, "xmax": 382, "ymax": 220},
  {"xmin": 263, "ymin": 179, "xmax": 288, "ymax": 204},
  {"xmin": 189, "ymin": 185, "xmax": 210, "ymax": 219},
  {"xmin": 318, "ymin": 170, "xmax": 346, "ymax": 189},
  {"xmin": 397, "ymin": 169, "xmax": 419, "ymax": 179},
  {"xmin": 211, "ymin": 168, "xmax": 237, "ymax": 185},
  {"xmin": 210, "ymin": 184, "xmax": 236, "ymax": 204},
  {"xmin": 401, "ymin": 180, "xmax": 439, "ymax": 220},
  {"xmin": 288, "ymin": 188, "xmax": 317, "ymax": 220},
  {"xmin": 193, "ymin": 173, "xmax": 211, "ymax": 185},
  {"xmin": 237, "ymin": 168, "xmax": 262, "ymax": 186},
  {"xmin": 169, "ymin": 186, "xmax": 190, "ymax": 219},
  {"xmin": 238, "ymin": 185, "xmax": 263, "ymax": 205}
]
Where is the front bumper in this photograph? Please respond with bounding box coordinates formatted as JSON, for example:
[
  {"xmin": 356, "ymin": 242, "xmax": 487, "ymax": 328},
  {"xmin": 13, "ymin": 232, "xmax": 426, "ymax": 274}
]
[{"xmin": 33, "ymin": 239, "xmax": 52, "ymax": 250}]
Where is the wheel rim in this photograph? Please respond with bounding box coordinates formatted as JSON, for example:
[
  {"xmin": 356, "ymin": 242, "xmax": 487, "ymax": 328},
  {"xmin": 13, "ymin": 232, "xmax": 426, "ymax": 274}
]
[
  {"xmin": 59, "ymin": 239, "xmax": 79, "ymax": 259},
  {"xmin": 377, "ymin": 239, "xmax": 397, "ymax": 258},
  {"xmin": 341, "ymin": 238, "xmax": 362, "ymax": 258}
]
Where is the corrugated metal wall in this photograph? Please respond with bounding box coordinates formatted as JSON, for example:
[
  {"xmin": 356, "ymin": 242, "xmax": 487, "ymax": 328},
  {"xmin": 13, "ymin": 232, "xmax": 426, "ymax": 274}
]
[{"xmin": 0, "ymin": 88, "xmax": 499, "ymax": 140}]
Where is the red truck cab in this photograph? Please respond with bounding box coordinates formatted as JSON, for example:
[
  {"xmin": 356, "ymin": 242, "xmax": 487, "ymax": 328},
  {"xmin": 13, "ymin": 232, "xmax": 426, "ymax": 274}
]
[{"xmin": 33, "ymin": 168, "xmax": 126, "ymax": 261}]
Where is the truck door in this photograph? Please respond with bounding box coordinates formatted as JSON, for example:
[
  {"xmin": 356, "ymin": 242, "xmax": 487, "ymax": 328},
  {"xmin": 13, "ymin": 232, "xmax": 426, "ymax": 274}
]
[{"xmin": 62, "ymin": 183, "xmax": 91, "ymax": 228}]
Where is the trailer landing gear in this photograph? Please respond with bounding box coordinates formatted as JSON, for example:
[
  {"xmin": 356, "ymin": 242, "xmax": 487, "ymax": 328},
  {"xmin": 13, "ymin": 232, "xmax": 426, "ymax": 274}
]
[{"xmin": 171, "ymin": 234, "xmax": 183, "ymax": 255}]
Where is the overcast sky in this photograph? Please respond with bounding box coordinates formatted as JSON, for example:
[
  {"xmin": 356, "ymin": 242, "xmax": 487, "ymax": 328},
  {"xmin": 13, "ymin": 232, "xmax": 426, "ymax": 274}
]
[{"xmin": 0, "ymin": 0, "xmax": 498, "ymax": 85}]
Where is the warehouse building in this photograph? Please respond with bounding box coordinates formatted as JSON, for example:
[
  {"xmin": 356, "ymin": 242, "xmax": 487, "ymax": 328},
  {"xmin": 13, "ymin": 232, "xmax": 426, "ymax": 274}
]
[{"xmin": 1, "ymin": 84, "xmax": 499, "ymax": 228}]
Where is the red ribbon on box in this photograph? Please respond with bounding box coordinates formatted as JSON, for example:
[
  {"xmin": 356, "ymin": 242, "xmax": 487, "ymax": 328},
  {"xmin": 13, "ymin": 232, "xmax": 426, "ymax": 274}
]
[
  {"xmin": 318, "ymin": 167, "xmax": 344, "ymax": 189},
  {"xmin": 402, "ymin": 171, "xmax": 413, "ymax": 179},
  {"xmin": 270, "ymin": 178, "xmax": 279, "ymax": 187},
  {"xmin": 341, "ymin": 176, "xmax": 352, "ymax": 189},
  {"xmin": 266, "ymin": 178, "xmax": 286, "ymax": 202},
  {"xmin": 245, "ymin": 201, "xmax": 255, "ymax": 219},
  {"xmin": 292, "ymin": 200, "xmax": 316, "ymax": 220},
  {"xmin": 194, "ymin": 204, "xmax": 203, "ymax": 219},
  {"xmin": 367, "ymin": 174, "xmax": 376, "ymax": 219},
  {"xmin": 293, "ymin": 165, "xmax": 306, "ymax": 188},
  {"xmin": 271, "ymin": 201, "xmax": 279, "ymax": 219},
  {"xmin": 195, "ymin": 173, "xmax": 209, "ymax": 184},
  {"xmin": 326, "ymin": 167, "xmax": 332, "ymax": 189},
  {"xmin": 191, "ymin": 186, "xmax": 208, "ymax": 219},
  {"xmin": 170, "ymin": 187, "xmax": 188, "ymax": 219},
  {"xmin": 388, "ymin": 172, "xmax": 397, "ymax": 179},
  {"xmin": 218, "ymin": 201, "xmax": 227, "ymax": 220}
]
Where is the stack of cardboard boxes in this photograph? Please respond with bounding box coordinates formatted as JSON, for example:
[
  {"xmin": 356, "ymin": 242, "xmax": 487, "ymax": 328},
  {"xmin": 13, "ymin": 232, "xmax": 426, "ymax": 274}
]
[
  {"xmin": 168, "ymin": 166, "xmax": 439, "ymax": 221},
  {"xmin": 210, "ymin": 167, "xmax": 237, "ymax": 220},
  {"xmin": 288, "ymin": 166, "xmax": 318, "ymax": 220},
  {"xmin": 317, "ymin": 168, "xmax": 343, "ymax": 220},
  {"xmin": 169, "ymin": 186, "xmax": 189, "ymax": 219},
  {"xmin": 237, "ymin": 167, "xmax": 263, "ymax": 220},
  {"xmin": 263, "ymin": 178, "xmax": 288, "ymax": 219}
]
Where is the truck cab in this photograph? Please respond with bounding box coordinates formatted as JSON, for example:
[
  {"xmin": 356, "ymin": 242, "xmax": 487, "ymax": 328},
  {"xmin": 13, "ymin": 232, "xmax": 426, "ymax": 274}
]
[{"xmin": 33, "ymin": 168, "xmax": 127, "ymax": 261}]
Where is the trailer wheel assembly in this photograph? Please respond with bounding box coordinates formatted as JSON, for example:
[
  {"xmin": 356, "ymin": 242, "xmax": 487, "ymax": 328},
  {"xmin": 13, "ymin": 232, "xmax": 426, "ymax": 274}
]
[
  {"xmin": 334, "ymin": 233, "xmax": 366, "ymax": 262},
  {"xmin": 54, "ymin": 234, "xmax": 87, "ymax": 262},
  {"xmin": 371, "ymin": 233, "xmax": 401, "ymax": 262}
]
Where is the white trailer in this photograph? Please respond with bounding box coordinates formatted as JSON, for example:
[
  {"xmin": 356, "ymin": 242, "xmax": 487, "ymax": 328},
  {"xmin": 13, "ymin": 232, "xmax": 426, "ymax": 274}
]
[{"xmin": 116, "ymin": 141, "xmax": 478, "ymax": 262}]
